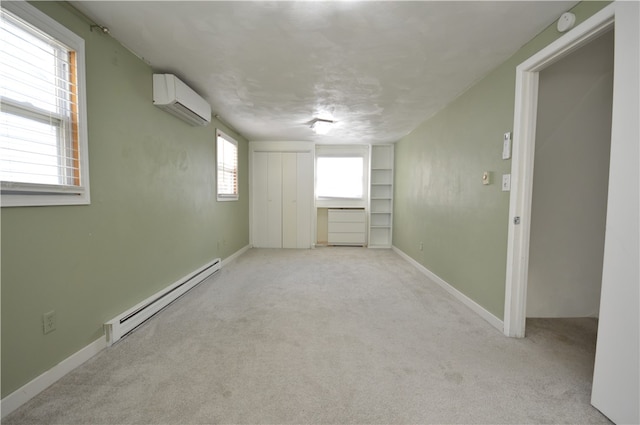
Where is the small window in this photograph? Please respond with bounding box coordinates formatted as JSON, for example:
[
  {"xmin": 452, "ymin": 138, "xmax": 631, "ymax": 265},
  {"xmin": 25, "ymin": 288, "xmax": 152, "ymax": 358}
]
[
  {"xmin": 216, "ymin": 130, "xmax": 238, "ymax": 201},
  {"xmin": 316, "ymin": 156, "xmax": 364, "ymax": 199},
  {"xmin": 1, "ymin": 2, "xmax": 89, "ymax": 207}
]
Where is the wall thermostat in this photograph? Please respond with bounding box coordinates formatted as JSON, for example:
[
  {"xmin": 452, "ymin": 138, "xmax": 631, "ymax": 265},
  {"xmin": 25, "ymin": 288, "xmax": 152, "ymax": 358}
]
[{"xmin": 482, "ymin": 171, "xmax": 491, "ymax": 185}]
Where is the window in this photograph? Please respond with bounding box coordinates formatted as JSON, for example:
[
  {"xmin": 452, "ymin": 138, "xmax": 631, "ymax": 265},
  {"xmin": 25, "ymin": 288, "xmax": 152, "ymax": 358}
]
[
  {"xmin": 315, "ymin": 145, "xmax": 369, "ymax": 208},
  {"xmin": 216, "ymin": 130, "xmax": 238, "ymax": 201},
  {"xmin": 1, "ymin": 2, "xmax": 89, "ymax": 207},
  {"xmin": 316, "ymin": 156, "xmax": 364, "ymax": 199}
]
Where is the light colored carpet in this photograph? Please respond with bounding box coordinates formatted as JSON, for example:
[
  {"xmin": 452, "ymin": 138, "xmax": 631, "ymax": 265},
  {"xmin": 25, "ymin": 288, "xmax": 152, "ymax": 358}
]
[{"xmin": 4, "ymin": 248, "xmax": 610, "ymax": 424}]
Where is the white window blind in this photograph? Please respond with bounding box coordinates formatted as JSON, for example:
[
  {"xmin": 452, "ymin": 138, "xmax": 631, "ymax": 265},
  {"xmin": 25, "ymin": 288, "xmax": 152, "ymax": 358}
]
[
  {"xmin": 1, "ymin": 2, "xmax": 89, "ymax": 206},
  {"xmin": 217, "ymin": 130, "xmax": 238, "ymax": 201}
]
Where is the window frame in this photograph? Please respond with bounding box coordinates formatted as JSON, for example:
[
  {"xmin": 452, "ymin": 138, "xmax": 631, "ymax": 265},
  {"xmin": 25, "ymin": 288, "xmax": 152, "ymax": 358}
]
[
  {"xmin": 1, "ymin": 1, "xmax": 90, "ymax": 207},
  {"xmin": 216, "ymin": 129, "xmax": 238, "ymax": 202}
]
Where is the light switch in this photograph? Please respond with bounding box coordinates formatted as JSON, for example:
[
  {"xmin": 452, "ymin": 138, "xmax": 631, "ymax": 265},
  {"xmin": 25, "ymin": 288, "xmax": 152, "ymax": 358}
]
[
  {"xmin": 502, "ymin": 174, "xmax": 511, "ymax": 191},
  {"xmin": 502, "ymin": 132, "xmax": 512, "ymax": 159}
]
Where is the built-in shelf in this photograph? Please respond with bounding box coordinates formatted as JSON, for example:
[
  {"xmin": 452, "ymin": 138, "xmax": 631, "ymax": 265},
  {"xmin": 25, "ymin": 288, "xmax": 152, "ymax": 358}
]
[
  {"xmin": 371, "ymin": 184, "xmax": 392, "ymax": 199},
  {"xmin": 371, "ymin": 169, "xmax": 392, "ymax": 185},
  {"xmin": 368, "ymin": 145, "xmax": 393, "ymax": 248}
]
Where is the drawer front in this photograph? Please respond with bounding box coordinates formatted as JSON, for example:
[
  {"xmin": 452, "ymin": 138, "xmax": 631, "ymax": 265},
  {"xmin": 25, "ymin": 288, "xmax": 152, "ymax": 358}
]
[
  {"xmin": 328, "ymin": 222, "xmax": 366, "ymax": 233},
  {"xmin": 328, "ymin": 210, "xmax": 365, "ymax": 223},
  {"xmin": 328, "ymin": 232, "xmax": 366, "ymax": 244}
]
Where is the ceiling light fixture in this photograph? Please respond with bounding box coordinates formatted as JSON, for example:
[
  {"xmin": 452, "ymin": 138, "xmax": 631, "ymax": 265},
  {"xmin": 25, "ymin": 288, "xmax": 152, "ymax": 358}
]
[{"xmin": 310, "ymin": 118, "xmax": 335, "ymax": 135}]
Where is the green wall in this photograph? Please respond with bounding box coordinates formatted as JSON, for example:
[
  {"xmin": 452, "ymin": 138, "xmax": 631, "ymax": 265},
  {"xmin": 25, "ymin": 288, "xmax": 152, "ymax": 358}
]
[
  {"xmin": 393, "ymin": 1, "xmax": 610, "ymax": 319},
  {"xmin": 1, "ymin": 1, "xmax": 249, "ymax": 397}
]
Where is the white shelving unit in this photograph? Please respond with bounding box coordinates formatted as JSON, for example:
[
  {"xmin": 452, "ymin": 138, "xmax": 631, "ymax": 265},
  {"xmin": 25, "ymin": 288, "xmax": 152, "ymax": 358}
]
[{"xmin": 369, "ymin": 144, "xmax": 394, "ymax": 248}]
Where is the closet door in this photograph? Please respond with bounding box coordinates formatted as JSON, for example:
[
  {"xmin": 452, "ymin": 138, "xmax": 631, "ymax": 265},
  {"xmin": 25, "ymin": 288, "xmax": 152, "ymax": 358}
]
[
  {"xmin": 296, "ymin": 152, "xmax": 312, "ymax": 248},
  {"xmin": 252, "ymin": 152, "xmax": 269, "ymax": 248},
  {"xmin": 252, "ymin": 150, "xmax": 312, "ymax": 249},
  {"xmin": 283, "ymin": 152, "xmax": 312, "ymax": 248},
  {"xmin": 282, "ymin": 153, "xmax": 298, "ymax": 248},
  {"xmin": 266, "ymin": 152, "xmax": 282, "ymax": 248}
]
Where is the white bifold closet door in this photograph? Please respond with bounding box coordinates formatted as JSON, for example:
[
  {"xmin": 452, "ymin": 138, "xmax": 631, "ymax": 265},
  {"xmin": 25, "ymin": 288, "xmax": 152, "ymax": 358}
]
[
  {"xmin": 266, "ymin": 152, "xmax": 282, "ymax": 247},
  {"xmin": 253, "ymin": 151, "xmax": 312, "ymax": 248}
]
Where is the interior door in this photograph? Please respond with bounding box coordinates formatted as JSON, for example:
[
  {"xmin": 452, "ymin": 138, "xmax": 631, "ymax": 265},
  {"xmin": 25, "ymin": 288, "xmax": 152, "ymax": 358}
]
[
  {"xmin": 282, "ymin": 153, "xmax": 297, "ymax": 248},
  {"xmin": 591, "ymin": 3, "xmax": 640, "ymax": 423},
  {"xmin": 266, "ymin": 152, "xmax": 282, "ymax": 248},
  {"xmin": 296, "ymin": 152, "xmax": 312, "ymax": 248},
  {"xmin": 251, "ymin": 149, "xmax": 313, "ymax": 249},
  {"xmin": 252, "ymin": 152, "xmax": 269, "ymax": 247}
]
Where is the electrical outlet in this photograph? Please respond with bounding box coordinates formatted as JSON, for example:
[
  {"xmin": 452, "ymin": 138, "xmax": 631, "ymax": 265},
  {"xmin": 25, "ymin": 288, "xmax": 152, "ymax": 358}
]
[
  {"xmin": 419, "ymin": 242, "xmax": 423, "ymax": 251},
  {"xmin": 43, "ymin": 311, "xmax": 56, "ymax": 334}
]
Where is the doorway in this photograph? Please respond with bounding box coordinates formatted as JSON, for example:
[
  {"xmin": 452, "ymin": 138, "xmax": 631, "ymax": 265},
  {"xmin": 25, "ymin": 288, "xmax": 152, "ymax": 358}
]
[
  {"xmin": 523, "ymin": 29, "xmax": 613, "ymax": 389},
  {"xmin": 503, "ymin": 3, "xmax": 639, "ymax": 423},
  {"xmin": 503, "ymin": 5, "xmax": 615, "ymax": 338},
  {"xmin": 526, "ymin": 29, "xmax": 613, "ymax": 321}
]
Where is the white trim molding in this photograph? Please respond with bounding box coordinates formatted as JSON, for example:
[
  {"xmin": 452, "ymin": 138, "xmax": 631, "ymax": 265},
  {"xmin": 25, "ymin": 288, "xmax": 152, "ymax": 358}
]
[
  {"xmin": 392, "ymin": 246, "xmax": 504, "ymax": 332},
  {"xmin": 222, "ymin": 244, "xmax": 251, "ymax": 267},
  {"xmin": 1, "ymin": 337, "xmax": 106, "ymax": 419},
  {"xmin": 503, "ymin": 3, "xmax": 615, "ymax": 338}
]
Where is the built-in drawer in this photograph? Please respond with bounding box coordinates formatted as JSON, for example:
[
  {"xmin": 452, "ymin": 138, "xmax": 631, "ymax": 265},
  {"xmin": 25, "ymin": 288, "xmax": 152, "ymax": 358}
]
[
  {"xmin": 328, "ymin": 210, "xmax": 365, "ymax": 223},
  {"xmin": 328, "ymin": 232, "xmax": 366, "ymax": 244},
  {"xmin": 328, "ymin": 222, "xmax": 366, "ymax": 233},
  {"xmin": 328, "ymin": 209, "xmax": 366, "ymax": 246}
]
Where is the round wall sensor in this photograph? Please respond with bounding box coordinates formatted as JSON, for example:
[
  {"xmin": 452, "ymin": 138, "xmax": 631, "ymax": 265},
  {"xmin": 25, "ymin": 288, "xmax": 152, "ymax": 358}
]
[{"xmin": 557, "ymin": 12, "xmax": 576, "ymax": 33}]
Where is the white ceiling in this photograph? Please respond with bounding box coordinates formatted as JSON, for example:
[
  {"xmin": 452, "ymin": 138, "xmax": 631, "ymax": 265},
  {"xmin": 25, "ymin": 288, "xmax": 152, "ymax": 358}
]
[{"xmin": 71, "ymin": 1, "xmax": 577, "ymax": 144}]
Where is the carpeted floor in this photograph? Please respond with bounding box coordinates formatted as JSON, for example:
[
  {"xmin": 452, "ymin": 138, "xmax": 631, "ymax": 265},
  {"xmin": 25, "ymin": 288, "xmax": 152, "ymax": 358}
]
[{"xmin": 4, "ymin": 248, "xmax": 610, "ymax": 424}]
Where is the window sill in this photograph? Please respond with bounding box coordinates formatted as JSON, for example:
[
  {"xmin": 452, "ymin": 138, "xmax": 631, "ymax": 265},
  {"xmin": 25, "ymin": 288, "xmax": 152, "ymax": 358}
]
[
  {"xmin": 217, "ymin": 196, "xmax": 238, "ymax": 202},
  {"xmin": 1, "ymin": 192, "xmax": 90, "ymax": 207},
  {"xmin": 316, "ymin": 198, "xmax": 367, "ymax": 209}
]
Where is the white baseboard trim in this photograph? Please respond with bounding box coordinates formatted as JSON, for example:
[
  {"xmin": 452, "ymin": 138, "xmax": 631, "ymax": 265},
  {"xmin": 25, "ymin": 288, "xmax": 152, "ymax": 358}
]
[
  {"xmin": 222, "ymin": 244, "xmax": 251, "ymax": 267},
  {"xmin": 1, "ymin": 337, "xmax": 106, "ymax": 419},
  {"xmin": 392, "ymin": 246, "xmax": 504, "ymax": 332}
]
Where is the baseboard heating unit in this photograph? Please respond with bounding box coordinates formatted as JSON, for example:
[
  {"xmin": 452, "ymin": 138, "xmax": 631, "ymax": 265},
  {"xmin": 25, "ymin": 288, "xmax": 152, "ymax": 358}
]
[{"xmin": 104, "ymin": 257, "xmax": 221, "ymax": 346}]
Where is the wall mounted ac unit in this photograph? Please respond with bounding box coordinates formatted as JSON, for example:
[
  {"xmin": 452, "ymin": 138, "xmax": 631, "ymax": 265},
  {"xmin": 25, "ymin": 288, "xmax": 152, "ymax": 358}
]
[{"xmin": 153, "ymin": 74, "xmax": 211, "ymax": 126}]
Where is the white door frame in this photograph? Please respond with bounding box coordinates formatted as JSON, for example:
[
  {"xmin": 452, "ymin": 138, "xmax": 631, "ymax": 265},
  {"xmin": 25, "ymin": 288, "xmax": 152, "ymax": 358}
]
[{"xmin": 503, "ymin": 4, "xmax": 615, "ymax": 338}]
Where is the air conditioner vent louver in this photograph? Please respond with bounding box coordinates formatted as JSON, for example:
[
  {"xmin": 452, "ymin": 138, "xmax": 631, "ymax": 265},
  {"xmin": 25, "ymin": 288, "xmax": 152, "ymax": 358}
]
[{"xmin": 153, "ymin": 74, "xmax": 211, "ymax": 126}]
